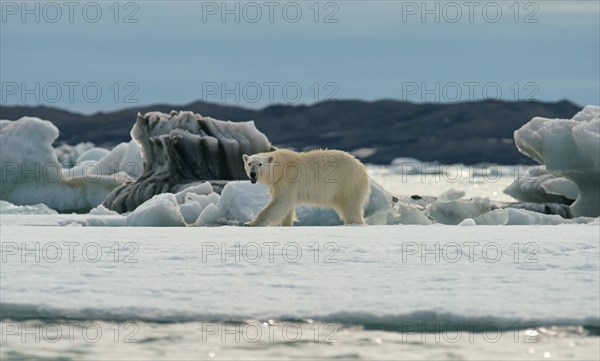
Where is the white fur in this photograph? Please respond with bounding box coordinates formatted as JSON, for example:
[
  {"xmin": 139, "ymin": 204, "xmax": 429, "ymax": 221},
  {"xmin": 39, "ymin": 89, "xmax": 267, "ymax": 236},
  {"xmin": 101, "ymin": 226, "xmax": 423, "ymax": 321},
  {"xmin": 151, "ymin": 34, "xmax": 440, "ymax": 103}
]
[{"xmin": 242, "ymin": 149, "xmax": 370, "ymax": 226}]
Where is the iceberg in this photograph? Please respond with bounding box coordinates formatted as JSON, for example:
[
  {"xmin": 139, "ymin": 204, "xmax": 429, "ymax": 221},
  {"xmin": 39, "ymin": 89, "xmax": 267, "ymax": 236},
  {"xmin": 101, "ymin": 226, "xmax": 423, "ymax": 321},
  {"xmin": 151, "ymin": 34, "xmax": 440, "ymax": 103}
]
[
  {"xmin": 102, "ymin": 111, "xmax": 273, "ymax": 213},
  {"xmin": 0, "ymin": 117, "xmax": 125, "ymax": 212},
  {"xmin": 513, "ymin": 105, "xmax": 600, "ymax": 217}
]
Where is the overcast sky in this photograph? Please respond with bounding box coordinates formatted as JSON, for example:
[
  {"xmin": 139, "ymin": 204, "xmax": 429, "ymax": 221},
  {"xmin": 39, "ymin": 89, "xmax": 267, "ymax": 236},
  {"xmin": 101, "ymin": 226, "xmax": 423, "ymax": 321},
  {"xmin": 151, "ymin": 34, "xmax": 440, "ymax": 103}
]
[{"xmin": 1, "ymin": 1, "xmax": 598, "ymax": 113}]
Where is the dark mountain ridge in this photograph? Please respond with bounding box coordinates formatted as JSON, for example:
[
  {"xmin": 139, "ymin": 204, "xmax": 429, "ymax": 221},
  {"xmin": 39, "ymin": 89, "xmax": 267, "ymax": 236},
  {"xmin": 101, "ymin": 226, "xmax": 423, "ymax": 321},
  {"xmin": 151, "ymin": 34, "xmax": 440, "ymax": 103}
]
[{"xmin": 0, "ymin": 99, "xmax": 582, "ymax": 164}]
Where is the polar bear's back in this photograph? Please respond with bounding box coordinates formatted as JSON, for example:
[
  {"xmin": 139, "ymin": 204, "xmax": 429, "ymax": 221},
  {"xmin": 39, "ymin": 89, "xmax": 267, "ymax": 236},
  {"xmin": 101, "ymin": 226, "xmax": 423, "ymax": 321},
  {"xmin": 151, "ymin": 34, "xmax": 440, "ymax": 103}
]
[
  {"xmin": 302, "ymin": 148, "xmax": 367, "ymax": 180},
  {"xmin": 271, "ymin": 149, "xmax": 370, "ymax": 207}
]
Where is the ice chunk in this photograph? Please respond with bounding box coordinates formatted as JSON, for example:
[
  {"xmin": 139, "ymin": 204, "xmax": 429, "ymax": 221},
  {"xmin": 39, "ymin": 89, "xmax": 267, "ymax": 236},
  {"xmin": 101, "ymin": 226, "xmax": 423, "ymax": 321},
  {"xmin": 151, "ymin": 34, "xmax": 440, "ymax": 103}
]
[
  {"xmin": 125, "ymin": 193, "xmax": 186, "ymax": 227},
  {"xmin": 397, "ymin": 203, "xmax": 433, "ymax": 225},
  {"xmin": 174, "ymin": 182, "xmax": 213, "ymax": 204},
  {"xmin": 214, "ymin": 181, "xmax": 269, "ymax": 225},
  {"xmin": 426, "ymin": 194, "xmax": 491, "ymax": 225},
  {"xmin": 573, "ymin": 105, "xmax": 600, "ymax": 122},
  {"xmin": 514, "ymin": 105, "xmax": 600, "ymax": 217},
  {"xmin": 457, "ymin": 218, "xmax": 476, "ymax": 226},
  {"xmin": 504, "ymin": 166, "xmax": 577, "ymax": 204},
  {"xmin": 437, "ymin": 189, "xmax": 466, "ymax": 202},
  {"xmin": 179, "ymin": 202, "xmax": 205, "ymax": 224},
  {"xmin": 56, "ymin": 141, "xmax": 141, "ymax": 186},
  {"xmin": 185, "ymin": 193, "xmax": 220, "ymax": 206},
  {"xmin": 0, "ymin": 200, "xmax": 58, "ymax": 215},
  {"xmin": 89, "ymin": 205, "xmax": 119, "ymax": 216},
  {"xmin": 54, "ymin": 142, "xmax": 95, "ymax": 168},
  {"xmin": 77, "ymin": 147, "xmax": 111, "ymax": 163},
  {"xmin": 475, "ymin": 208, "xmax": 596, "ymax": 225},
  {"xmin": 195, "ymin": 203, "xmax": 223, "ymax": 226},
  {"xmin": 363, "ymin": 181, "xmax": 398, "ymax": 225},
  {"xmin": 95, "ymin": 140, "xmax": 143, "ymax": 179}
]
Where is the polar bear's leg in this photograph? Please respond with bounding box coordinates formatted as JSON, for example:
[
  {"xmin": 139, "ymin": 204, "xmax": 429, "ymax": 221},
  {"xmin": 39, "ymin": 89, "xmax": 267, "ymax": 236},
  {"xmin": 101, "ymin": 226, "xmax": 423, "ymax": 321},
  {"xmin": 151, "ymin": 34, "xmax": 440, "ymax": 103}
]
[
  {"xmin": 336, "ymin": 195, "xmax": 367, "ymax": 225},
  {"xmin": 281, "ymin": 207, "xmax": 296, "ymax": 226},
  {"xmin": 246, "ymin": 186, "xmax": 296, "ymax": 226},
  {"xmin": 339, "ymin": 206, "xmax": 366, "ymax": 225}
]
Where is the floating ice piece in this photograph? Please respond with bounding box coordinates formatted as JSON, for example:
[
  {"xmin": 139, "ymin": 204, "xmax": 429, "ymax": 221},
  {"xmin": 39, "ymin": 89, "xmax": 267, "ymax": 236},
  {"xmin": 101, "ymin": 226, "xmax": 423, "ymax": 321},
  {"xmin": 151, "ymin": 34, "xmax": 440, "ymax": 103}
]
[
  {"xmin": 125, "ymin": 193, "xmax": 186, "ymax": 227},
  {"xmin": 514, "ymin": 105, "xmax": 600, "ymax": 217}
]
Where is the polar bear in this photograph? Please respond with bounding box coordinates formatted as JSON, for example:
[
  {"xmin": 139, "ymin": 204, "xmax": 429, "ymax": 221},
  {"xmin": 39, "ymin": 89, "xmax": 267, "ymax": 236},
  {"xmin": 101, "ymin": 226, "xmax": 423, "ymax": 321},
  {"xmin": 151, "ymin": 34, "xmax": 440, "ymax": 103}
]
[{"xmin": 242, "ymin": 149, "xmax": 371, "ymax": 226}]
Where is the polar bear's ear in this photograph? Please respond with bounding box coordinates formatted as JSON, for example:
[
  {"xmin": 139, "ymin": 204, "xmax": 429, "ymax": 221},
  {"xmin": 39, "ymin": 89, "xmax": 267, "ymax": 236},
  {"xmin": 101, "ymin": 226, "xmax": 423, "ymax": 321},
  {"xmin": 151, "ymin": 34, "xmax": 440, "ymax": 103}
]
[
  {"xmin": 242, "ymin": 154, "xmax": 249, "ymax": 163},
  {"xmin": 267, "ymin": 156, "xmax": 274, "ymax": 163}
]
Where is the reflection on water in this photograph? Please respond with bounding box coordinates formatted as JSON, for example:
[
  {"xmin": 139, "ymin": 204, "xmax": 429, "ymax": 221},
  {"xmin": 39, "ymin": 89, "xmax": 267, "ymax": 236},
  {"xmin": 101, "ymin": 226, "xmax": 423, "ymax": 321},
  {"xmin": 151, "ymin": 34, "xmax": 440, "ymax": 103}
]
[{"xmin": 1, "ymin": 321, "xmax": 598, "ymax": 360}]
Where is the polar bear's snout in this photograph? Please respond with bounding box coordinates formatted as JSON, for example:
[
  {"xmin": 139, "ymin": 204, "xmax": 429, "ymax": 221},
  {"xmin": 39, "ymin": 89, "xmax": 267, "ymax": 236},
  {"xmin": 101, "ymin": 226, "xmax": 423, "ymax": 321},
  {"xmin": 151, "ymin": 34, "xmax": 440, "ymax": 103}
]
[
  {"xmin": 243, "ymin": 153, "xmax": 261, "ymax": 184},
  {"xmin": 249, "ymin": 169, "xmax": 258, "ymax": 184}
]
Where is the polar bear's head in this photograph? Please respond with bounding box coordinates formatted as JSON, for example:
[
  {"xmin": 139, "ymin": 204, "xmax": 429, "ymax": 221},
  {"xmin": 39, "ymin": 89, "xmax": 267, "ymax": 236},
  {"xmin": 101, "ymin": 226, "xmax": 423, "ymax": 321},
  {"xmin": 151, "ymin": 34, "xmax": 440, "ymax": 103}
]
[{"xmin": 243, "ymin": 153, "xmax": 274, "ymax": 184}]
